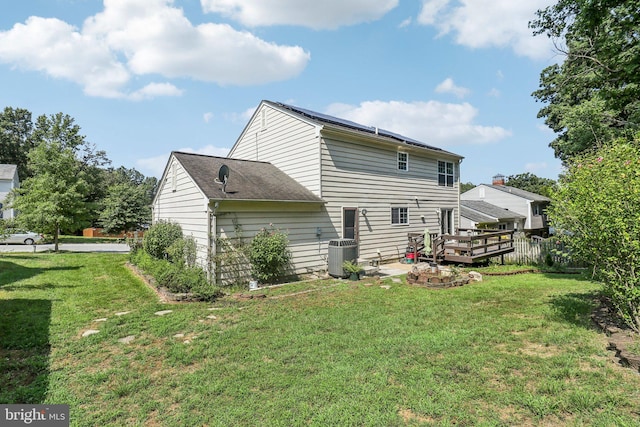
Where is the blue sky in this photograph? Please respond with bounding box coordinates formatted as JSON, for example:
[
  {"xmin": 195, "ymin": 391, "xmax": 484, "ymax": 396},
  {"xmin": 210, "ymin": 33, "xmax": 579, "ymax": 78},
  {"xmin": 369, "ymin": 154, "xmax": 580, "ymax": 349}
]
[{"xmin": 0, "ymin": 0, "xmax": 562, "ymax": 184}]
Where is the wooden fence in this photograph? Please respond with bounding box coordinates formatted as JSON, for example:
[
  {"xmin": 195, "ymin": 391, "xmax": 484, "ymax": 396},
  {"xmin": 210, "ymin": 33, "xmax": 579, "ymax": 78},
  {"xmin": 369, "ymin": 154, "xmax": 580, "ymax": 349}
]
[{"xmin": 504, "ymin": 237, "xmax": 578, "ymax": 266}]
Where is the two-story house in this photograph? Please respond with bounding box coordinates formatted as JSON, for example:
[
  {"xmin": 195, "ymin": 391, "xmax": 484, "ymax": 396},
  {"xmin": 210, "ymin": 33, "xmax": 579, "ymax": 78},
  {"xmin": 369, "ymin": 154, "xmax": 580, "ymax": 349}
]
[
  {"xmin": 0, "ymin": 164, "xmax": 19, "ymax": 219},
  {"xmin": 461, "ymin": 175, "xmax": 550, "ymax": 237},
  {"xmin": 153, "ymin": 100, "xmax": 463, "ymax": 281}
]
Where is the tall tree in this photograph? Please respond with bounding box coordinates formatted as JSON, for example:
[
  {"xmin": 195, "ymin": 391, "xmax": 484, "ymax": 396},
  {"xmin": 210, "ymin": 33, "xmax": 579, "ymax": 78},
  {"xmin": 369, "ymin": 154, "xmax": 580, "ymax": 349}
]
[
  {"xmin": 32, "ymin": 113, "xmax": 111, "ymax": 228},
  {"xmin": 0, "ymin": 107, "xmax": 36, "ymax": 179},
  {"xmin": 7, "ymin": 140, "xmax": 90, "ymax": 251},
  {"xmin": 98, "ymin": 182, "xmax": 152, "ymax": 234},
  {"xmin": 506, "ymin": 173, "xmax": 556, "ymax": 198},
  {"xmin": 531, "ymin": 0, "xmax": 640, "ymax": 161}
]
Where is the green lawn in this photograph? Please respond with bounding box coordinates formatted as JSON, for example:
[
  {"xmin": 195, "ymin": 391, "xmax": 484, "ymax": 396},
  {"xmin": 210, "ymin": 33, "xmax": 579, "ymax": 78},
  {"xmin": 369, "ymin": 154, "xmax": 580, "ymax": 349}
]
[{"xmin": 1, "ymin": 253, "xmax": 639, "ymax": 426}]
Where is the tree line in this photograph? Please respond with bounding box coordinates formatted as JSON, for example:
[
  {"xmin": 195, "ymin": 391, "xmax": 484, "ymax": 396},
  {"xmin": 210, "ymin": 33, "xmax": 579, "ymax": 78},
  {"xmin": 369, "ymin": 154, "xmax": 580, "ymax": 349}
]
[{"xmin": 1, "ymin": 107, "xmax": 156, "ymax": 249}]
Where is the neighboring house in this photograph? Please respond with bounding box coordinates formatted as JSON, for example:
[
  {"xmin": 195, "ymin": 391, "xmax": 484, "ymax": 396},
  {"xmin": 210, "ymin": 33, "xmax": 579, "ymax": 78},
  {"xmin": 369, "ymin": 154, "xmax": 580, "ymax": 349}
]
[
  {"xmin": 461, "ymin": 175, "xmax": 551, "ymax": 236},
  {"xmin": 460, "ymin": 200, "xmax": 526, "ymax": 231},
  {"xmin": 153, "ymin": 100, "xmax": 463, "ymax": 282},
  {"xmin": 0, "ymin": 164, "xmax": 19, "ymax": 219}
]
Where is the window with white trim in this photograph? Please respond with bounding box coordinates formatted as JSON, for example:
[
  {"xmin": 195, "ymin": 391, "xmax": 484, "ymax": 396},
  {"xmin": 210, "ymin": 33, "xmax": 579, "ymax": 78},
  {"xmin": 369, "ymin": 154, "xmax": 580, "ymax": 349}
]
[
  {"xmin": 391, "ymin": 207, "xmax": 409, "ymax": 225},
  {"xmin": 397, "ymin": 152, "xmax": 408, "ymax": 171},
  {"xmin": 438, "ymin": 161, "xmax": 454, "ymax": 187}
]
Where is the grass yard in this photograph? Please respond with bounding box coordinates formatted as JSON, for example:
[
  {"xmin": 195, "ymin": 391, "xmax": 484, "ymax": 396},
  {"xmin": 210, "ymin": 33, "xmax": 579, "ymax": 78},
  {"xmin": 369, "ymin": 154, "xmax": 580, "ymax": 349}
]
[{"xmin": 1, "ymin": 253, "xmax": 639, "ymax": 426}]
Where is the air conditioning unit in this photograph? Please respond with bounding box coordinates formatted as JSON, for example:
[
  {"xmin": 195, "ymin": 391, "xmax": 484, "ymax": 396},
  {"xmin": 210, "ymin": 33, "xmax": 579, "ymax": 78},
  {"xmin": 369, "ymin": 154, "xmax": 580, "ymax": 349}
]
[{"xmin": 328, "ymin": 239, "xmax": 358, "ymax": 278}]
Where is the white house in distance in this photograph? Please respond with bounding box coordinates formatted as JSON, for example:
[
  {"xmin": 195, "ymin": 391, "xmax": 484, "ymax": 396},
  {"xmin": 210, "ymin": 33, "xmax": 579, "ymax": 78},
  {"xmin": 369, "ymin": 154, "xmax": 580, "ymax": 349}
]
[
  {"xmin": 460, "ymin": 200, "xmax": 526, "ymax": 231},
  {"xmin": 0, "ymin": 164, "xmax": 19, "ymax": 219},
  {"xmin": 461, "ymin": 175, "xmax": 551, "ymax": 236},
  {"xmin": 153, "ymin": 100, "xmax": 463, "ymax": 282}
]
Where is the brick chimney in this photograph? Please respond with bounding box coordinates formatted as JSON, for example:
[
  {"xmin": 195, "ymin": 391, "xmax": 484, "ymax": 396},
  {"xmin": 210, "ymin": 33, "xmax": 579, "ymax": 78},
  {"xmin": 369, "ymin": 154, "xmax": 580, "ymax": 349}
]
[{"xmin": 492, "ymin": 174, "xmax": 505, "ymax": 186}]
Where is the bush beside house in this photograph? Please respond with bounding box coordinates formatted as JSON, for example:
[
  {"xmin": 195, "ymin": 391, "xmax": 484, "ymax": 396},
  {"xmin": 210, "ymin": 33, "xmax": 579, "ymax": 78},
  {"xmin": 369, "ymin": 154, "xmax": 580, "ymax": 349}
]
[{"xmin": 130, "ymin": 221, "xmax": 221, "ymax": 301}]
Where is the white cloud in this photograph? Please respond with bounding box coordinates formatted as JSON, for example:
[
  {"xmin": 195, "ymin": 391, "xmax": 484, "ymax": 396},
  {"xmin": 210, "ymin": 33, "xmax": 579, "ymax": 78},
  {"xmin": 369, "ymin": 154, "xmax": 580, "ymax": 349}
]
[
  {"xmin": 487, "ymin": 88, "xmax": 501, "ymax": 97},
  {"xmin": 525, "ymin": 162, "xmax": 548, "ymax": 173},
  {"xmin": 0, "ymin": 0, "xmax": 310, "ymax": 98},
  {"xmin": 224, "ymin": 106, "xmax": 257, "ymax": 123},
  {"xmin": 201, "ymin": 0, "xmax": 398, "ymax": 29},
  {"xmin": 203, "ymin": 112, "xmax": 214, "ymax": 123},
  {"xmin": 129, "ymin": 82, "xmax": 183, "ymax": 101},
  {"xmin": 435, "ymin": 77, "xmax": 470, "ymax": 98},
  {"xmin": 399, "ymin": 17, "xmax": 412, "ymax": 28},
  {"xmin": 417, "ymin": 0, "xmax": 556, "ymax": 60},
  {"xmin": 325, "ymin": 100, "xmax": 511, "ymax": 146},
  {"xmin": 137, "ymin": 144, "xmax": 231, "ymax": 177}
]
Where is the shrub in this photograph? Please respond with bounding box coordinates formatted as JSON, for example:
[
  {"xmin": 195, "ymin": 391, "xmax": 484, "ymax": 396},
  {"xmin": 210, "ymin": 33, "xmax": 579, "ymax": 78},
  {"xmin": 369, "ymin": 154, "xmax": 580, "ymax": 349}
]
[
  {"xmin": 249, "ymin": 226, "xmax": 291, "ymax": 284},
  {"xmin": 129, "ymin": 250, "xmax": 220, "ymax": 301},
  {"xmin": 549, "ymin": 138, "xmax": 640, "ymax": 332},
  {"xmin": 166, "ymin": 236, "xmax": 197, "ymax": 267},
  {"xmin": 143, "ymin": 221, "xmax": 183, "ymax": 259}
]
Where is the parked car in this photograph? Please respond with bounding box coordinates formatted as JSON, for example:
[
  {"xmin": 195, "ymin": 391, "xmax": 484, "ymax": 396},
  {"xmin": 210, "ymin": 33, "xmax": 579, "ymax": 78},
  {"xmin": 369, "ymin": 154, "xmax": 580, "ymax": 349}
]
[{"xmin": 0, "ymin": 230, "xmax": 44, "ymax": 245}]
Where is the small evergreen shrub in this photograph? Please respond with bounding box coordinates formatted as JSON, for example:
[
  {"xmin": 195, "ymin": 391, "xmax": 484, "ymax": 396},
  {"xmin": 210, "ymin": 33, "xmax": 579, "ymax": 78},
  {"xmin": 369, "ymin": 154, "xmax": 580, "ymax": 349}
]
[
  {"xmin": 143, "ymin": 221, "xmax": 183, "ymax": 259},
  {"xmin": 249, "ymin": 226, "xmax": 291, "ymax": 283}
]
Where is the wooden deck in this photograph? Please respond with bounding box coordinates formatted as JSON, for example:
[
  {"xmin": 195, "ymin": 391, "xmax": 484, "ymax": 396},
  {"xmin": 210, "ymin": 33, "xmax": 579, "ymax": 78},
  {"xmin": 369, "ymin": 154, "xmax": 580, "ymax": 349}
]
[{"xmin": 408, "ymin": 228, "xmax": 515, "ymax": 264}]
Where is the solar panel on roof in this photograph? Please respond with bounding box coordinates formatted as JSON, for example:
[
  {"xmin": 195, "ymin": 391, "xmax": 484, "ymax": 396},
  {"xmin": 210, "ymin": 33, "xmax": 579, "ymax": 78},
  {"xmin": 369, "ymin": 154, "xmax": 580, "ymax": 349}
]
[{"xmin": 276, "ymin": 102, "xmax": 445, "ymax": 153}]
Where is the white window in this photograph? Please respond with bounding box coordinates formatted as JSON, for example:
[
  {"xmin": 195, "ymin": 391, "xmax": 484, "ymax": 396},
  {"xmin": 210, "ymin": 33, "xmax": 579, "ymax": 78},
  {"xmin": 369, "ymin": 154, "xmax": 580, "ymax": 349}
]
[
  {"xmin": 438, "ymin": 161, "xmax": 454, "ymax": 187},
  {"xmin": 397, "ymin": 152, "xmax": 408, "ymax": 171},
  {"xmin": 391, "ymin": 207, "xmax": 409, "ymax": 225}
]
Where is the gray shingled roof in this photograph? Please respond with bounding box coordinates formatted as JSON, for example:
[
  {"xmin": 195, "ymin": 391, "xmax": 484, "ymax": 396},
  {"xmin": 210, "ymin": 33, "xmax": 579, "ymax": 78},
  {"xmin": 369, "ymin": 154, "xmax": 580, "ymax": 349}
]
[
  {"xmin": 267, "ymin": 101, "xmax": 463, "ymax": 159},
  {"xmin": 172, "ymin": 152, "xmax": 323, "ymax": 203},
  {"xmin": 484, "ymin": 184, "xmax": 551, "ymax": 202},
  {"xmin": 461, "ymin": 200, "xmax": 526, "ymax": 223},
  {"xmin": 0, "ymin": 164, "xmax": 17, "ymax": 180}
]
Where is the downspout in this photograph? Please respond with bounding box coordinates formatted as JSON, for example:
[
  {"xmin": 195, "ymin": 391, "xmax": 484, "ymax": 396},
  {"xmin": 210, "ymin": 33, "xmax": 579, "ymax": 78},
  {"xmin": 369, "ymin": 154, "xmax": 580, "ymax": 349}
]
[
  {"xmin": 457, "ymin": 158, "xmax": 463, "ymax": 231},
  {"xmin": 208, "ymin": 202, "xmax": 218, "ymax": 284}
]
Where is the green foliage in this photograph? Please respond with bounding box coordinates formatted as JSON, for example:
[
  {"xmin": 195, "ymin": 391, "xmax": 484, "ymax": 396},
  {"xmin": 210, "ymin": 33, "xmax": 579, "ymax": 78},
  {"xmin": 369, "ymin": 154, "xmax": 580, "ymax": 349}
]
[
  {"xmin": 214, "ymin": 235, "xmax": 250, "ymax": 288},
  {"xmin": 1, "ymin": 107, "xmax": 156, "ymax": 231},
  {"xmin": 0, "ymin": 107, "xmax": 35, "ymax": 180},
  {"xmin": 342, "ymin": 260, "xmax": 363, "ymax": 274},
  {"xmin": 248, "ymin": 226, "xmax": 291, "ymax": 283},
  {"xmin": 7, "ymin": 140, "xmax": 91, "ymax": 249},
  {"xmin": 98, "ymin": 182, "xmax": 151, "ymax": 233},
  {"xmin": 166, "ymin": 235, "xmax": 197, "ymax": 268},
  {"xmin": 129, "ymin": 249, "xmax": 219, "ymax": 301},
  {"xmin": 143, "ymin": 221, "xmax": 183, "ymax": 260},
  {"xmin": 460, "ymin": 181, "xmax": 475, "ymax": 193},
  {"xmin": 506, "ymin": 173, "xmax": 556, "ymax": 198},
  {"xmin": 531, "ymin": 0, "xmax": 640, "ymax": 162},
  {"xmin": 544, "ymin": 253, "xmax": 555, "ymax": 268},
  {"xmin": 549, "ymin": 138, "xmax": 640, "ymax": 331}
]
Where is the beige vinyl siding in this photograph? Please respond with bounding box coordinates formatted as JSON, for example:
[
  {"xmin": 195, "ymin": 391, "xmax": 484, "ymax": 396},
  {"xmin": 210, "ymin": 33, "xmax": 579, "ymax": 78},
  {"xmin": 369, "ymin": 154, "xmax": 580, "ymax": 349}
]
[
  {"xmin": 229, "ymin": 104, "xmax": 322, "ymax": 196},
  {"xmin": 152, "ymin": 156, "xmax": 210, "ymax": 268},
  {"xmin": 321, "ymin": 136, "xmax": 459, "ymax": 262},
  {"xmin": 215, "ymin": 208, "xmax": 336, "ymax": 280}
]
